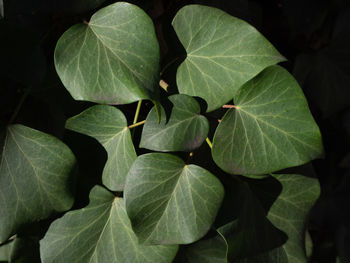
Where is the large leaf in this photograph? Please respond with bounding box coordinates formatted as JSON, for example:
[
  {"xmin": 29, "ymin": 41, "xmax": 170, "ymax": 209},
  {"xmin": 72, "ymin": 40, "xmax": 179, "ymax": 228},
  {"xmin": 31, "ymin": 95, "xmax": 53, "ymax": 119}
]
[
  {"xmin": 124, "ymin": 153, "xmax": 224, "ymax": 245},
  {"xmin": 66, "ymin": 105, "xmax": 136, "ymax": 191},
  {"xmin": 55, "ymin": 2, "xmax": 159, "ymax": 104},
  {"xmin": 0, "ymin": 125, "xmax": 75, "ymax": 242},
  {"xmin": 172, "ymin": 5, "xmax": 285, "ymax": 112},
  {"xmin": 40, "ymin": 186, "xmax": 178, "ymax": 263},
  {"xmin": 140, "ymin": 94, "xmax": 209, "ymax": 152},
  {"xmin": 212, "ymin": 65, "xmax": 323, "ymax": 175},
  {"xmin": 230, "ymin": 174, "xmax": 320, "ymax": 263}
]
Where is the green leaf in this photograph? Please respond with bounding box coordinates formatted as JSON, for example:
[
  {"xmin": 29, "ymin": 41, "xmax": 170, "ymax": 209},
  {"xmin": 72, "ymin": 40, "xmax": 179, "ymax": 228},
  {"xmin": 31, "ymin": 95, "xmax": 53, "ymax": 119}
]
[
  {"xmin": 176, "ymin": 232, "xmax": 227, "ymax": 263},
  {"xmin": 217, "ymin": 179, "xmax": 287, "ymax": 262},
  {"xmin": 0, "ymin": 241, "xmax": 11, "ymax": 261},
  {"xmin": 124, "ymin": 153, "xmax": 224, "ymax": 245},
  {"xmin": 140, "ymin": 94, "xmax": 209, "ymax": 152},
  {"xmin": 265, "ymin": 174, "xmax": 320, "ymax": 263},
  {"xmin": 66, "ymin": 105, "xmax": 136, "ymax": 191},
  {"xmin": 0, "ymin": 0, "xmax": 3, "ymax": 19},
  {"xmin": 172, "ymin": 5, "xmax": 285, "ymax": 112},
  {"xmin": 0, "ymin": 125, "xmax": 76, "ymax": 242},
  {"xmin": 40, "ymin": 186, "xmax": 178, "ymax": 263},
  {"xmin": 55, "ymin": 2, "xmax": 160, "ymax": 104},
  {"xmin": 212, "ymin": 65, "xmax": 323, "ymax": 175},
  {"xmin": 230, "ymin": 174, "xmax": 320, "ymax": 263},
  {"xmin": 7, "ymin": 237, "xmax": 40, "ymax": 263}
]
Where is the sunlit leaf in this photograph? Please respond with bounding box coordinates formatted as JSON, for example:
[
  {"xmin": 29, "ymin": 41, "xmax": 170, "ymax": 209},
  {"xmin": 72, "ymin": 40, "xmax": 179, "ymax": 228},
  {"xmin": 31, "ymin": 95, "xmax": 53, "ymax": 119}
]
[
  {"xmin": 55, "ymin": 2, "xmax": 159, "ymax": 104},
  {"xmin": 40, "ymin": 186, "xmax": 178, "ymax": 263},
  {"xmin": 172, "ymin": 5, "xmax": 285, "ymax": 112},
  {"xmin": 0, "ymin": 125, "xmax": 75, "ymax": 242},
  {"xmin": 66, "ymin": 105, "xmax": 136, "ymax": 191},
  {"xmin": 212, "ymin": 65, "xmax": 323, "ymax": 175},
  {"xmin": 140, "ymin": 94, "xmax": 209, "ymax": 152},
  {"xmin": 124, "ymin": 153, "xmax": 224, "ymax": 245}
]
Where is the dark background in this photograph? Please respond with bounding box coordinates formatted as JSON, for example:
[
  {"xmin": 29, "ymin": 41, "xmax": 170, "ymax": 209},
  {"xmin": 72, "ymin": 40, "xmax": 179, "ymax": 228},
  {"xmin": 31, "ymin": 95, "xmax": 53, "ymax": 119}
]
[{"xmin": 1, "ymin": 0, "xmax": 349, "ymax": 262}]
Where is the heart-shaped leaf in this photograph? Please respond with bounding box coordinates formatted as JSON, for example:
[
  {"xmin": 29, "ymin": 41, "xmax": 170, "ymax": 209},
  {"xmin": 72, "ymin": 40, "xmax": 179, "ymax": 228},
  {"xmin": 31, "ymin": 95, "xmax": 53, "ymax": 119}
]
[
  {"xmin": 172, "ymin": 5, "xmax": 285, "ymax": 112},
  {"xmin": 124, "ymin": 153, "xmax": 224, "ymax": 245},
  {"xmin": 66, "ymin": 105, "xmax": 136, "ymax": 191},
  {"xmin": 0, "ymin": 125, "xmax": 76, "ymax": 242},
  {"xmin": 140, "ymin": 94, "xmax": 209, "ymax": 152},
  {"xmin": 212, "ymin": 65, "xmax": 324, "ymax": 175},
  {"xmin": 40, "ymin": 186, "xmax": 178, "ymax": 263},
  {"xmin": 55, "ymin": 2, "xmax": 160, "ymax": 104}
]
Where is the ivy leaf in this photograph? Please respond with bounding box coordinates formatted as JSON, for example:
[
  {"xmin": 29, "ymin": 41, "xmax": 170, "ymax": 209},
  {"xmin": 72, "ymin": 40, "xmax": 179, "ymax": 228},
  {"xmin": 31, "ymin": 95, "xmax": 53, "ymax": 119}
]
[
  {"xmin": 230, "ymin": 174, "xmax": 320, "ymax": 263},
  {"xmin": 124, "ymin": 153, "xmax": 224, "ymax": 245},
  {"xmin": 217, "ymin": 180, "xmax": 287, "ymax": 262},
  {"xmin": 175, "ymin": 232, "xmax": 227, "ymax": 263},
  {"xmin": 55, "ymin": 2, "xmax": 160, "ymax": 105},
  {"xmin": 140, "ymin": 94, "xmax": 209, "ymax": 152},
  {"xmin": 40, "ymin": 186, "xmax": 178, "ymax": 263},
  {"xmin": 0, "ymin": 125, "xmax": 76, "ymax": 242},
  {"xmin": 212, "ymin": 65, "xmax": 324, "ymax": 175},
  {"xmin": 66, "ymin": 105, "xmax": 136, "ymax": 191},
  {"xmin": 172, "ymin": 5, "xmax": 285, "ymax": 112},
  {"xmin": 264, "ymin": 174, "xmax": 320, "ymax": 263}
]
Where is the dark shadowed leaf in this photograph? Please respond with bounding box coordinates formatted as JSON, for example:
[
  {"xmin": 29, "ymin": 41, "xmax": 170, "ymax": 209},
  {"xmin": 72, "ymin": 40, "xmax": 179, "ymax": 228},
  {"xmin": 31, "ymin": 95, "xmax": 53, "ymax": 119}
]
[
  {"xmin": 0, "ymin": 125, "xmax": 76, "ymax": 242},
  {"xmin": 40, "ymin": 186, "xmax": 178, "ymax": 263},
  {"xmin": 66, "ymin": 105, "xmax": 136, "ymax": 191},
  {"xmin": 217, "ymin": 180, "xmax": 287, "ymax": 262},
  {"xmin": 176, "ymin": 232, "xmax": 227, "ymax": 263},
  {"xmin": 55, "ymin": 2, "xmax": 160, "ymax": 105},
  {"xmin": 230, "ymin": 174, "xmax": 320, "ymax": 263},
  {"xmin": 124, "ymin": 153, "xmax": 224, "ymax": 245},
  {"xmin": 172, "ymin": 5, "xmax": 284, "ymax": 112},
  {"xmin": 212, "ymin": 65, "xmax": 323, "ymax": 175},
  {"xmin": 140, "ymin": 94, "xmax": 209, "ymax": 152}
]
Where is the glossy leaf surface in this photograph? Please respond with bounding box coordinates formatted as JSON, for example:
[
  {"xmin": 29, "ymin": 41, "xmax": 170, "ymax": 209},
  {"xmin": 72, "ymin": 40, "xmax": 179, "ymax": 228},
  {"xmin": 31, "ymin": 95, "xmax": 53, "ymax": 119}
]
[
  {"xmin": 124, "ymin": 153, "xmax": 224, "ymax": 245},
  {"xmin": 0, "ymin": 125, "xmax": 75, "ymax": 242},
  {"xmin": 40, "ymin": 186, "xmax": 178, "ymax": 263},
  {"xmin": 212, "ymin": 65, "xmax": 323, "ymax": 175},
  {"xmin": 55, "ymin": 2, "xmax": 160, "ymax": 104},
  {"xmin": 66, "ymin": 105, "xmax": 136, "ymax": 191},
  {"xmin": 140, "ymin": 94, "xmax": 209, "ymax": 152},
  {"xmin": 172, "ymin": 5, "xmax": 285, "ymax": 112}
]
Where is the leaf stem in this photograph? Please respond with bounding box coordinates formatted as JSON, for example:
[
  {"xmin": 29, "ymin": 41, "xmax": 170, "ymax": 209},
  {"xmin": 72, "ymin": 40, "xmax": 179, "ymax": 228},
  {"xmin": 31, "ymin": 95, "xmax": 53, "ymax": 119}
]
[
  {"xmin": 222, "ymin": 104, "xmax": 236, "ymax": 108},
  {"xmin": 128, "ymin": 120, "xmax": 146, "ymax": 129},
  {"xmin": 206, "ymin": 137, "xmax": 213, "ymax": 149},
  {"xmin": 131, "ymin": 100, "xmax": 143, "ymax": 137},
  {"xmin": 9, "ymin": 87, "xmax": 31, "ymax": 124}
]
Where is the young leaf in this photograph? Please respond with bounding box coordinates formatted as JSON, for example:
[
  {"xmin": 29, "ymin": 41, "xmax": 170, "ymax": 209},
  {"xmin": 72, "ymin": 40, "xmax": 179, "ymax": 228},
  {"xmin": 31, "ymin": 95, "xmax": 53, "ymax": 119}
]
[
  {"xmin": 55, "ymin": 2, "xmax": 160, "ymax": 104},
  {"xmin": 124, "ymin": 153, "xmax": 224, "ymax": 245},
  {"xmin": 66, "ymin": 105, "xmax": 136, "ymax": 191},
  {"xmin": 140, "ymin": 94, "xmax": 209, "ymax": 152},
  {"xmin": 172, "ymin": 5, "xmax": 285, "ymax": 112},
  {"xmin": 40, "ymin": 186, "xmax": 178, "ymax": 263},
  {"xmin": 0, "ymin": 125, "xmax": 76, "ymax": 242},
  {"xmin": 212, "ymin": 65, "xmax": 324, "ymax": 175}
]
